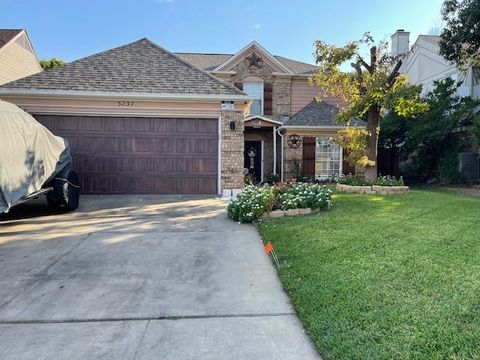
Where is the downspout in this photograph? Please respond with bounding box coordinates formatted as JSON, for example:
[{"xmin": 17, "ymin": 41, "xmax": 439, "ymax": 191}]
[
  {"xmin": 273, "ymin": 126, "xmax": 277, "ymax": 175},
  {"xmin": 277, "ymin": 128, "xmax": 284, "ymax": 181}
]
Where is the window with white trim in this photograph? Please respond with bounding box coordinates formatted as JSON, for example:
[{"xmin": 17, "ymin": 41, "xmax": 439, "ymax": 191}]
[
  {"xmin": 243, "ymin": 82, "xmax": 264, "ymax": 115},
  {"xmin": 315, "ymin": 137, "xmax": 342, "ymax": 179}
]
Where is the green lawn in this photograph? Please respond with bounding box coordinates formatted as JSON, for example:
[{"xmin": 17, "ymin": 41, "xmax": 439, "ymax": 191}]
[{"xmin": 257, "ymin": 190, "xmax": 480, "ymax": 360}]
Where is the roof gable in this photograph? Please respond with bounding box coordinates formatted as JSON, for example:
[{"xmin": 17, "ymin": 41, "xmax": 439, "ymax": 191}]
[
  {"xmin": 402, "ymin": 35, "xmax": 454, "ymax": 84},
  {"xmin": 1, "ymin": 38, "xmax": 246, "ymax": 97},
  {"xmin": 0, "ymin": 29, "xmax": 23, "ymax": 49},
  {"xmin": 213, "ymin": 41, "xmax": 294, "ymax": 74}
]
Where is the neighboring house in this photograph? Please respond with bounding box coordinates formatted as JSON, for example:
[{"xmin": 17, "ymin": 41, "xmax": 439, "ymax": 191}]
[
  {"xmin": 0, "ymin": 38, "xmax": 354, "ymax": 196},
  {"xmin": 0, "ymin": 29, "xmax": 41, "ymax": 85},
  {"xmin": 391, "ymin": 30, "xmax": 480, "ymax": 180}
]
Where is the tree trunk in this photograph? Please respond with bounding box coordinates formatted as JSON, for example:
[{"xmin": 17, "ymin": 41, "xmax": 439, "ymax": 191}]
[{"xmin": 365, "ymin": 106, "xmax": 380, "ymax": 182}]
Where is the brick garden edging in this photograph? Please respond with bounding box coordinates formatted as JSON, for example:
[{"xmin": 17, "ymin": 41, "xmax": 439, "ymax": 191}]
[
  {"xmin": 336, "ymin": 183, "xmax": 410, "ymax": 195},
  {"xmin": 262, "ymin": 208, "xmax": 313, "ymax": 219}
]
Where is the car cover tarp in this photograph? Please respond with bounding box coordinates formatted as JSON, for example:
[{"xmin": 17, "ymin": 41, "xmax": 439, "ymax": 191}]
[{"xmin": 0, "ymin": 100, "xmax": 71, "ymax": 213}]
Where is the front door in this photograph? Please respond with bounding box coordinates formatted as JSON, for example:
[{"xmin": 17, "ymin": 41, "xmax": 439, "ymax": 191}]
[{"xmin": 244, "ymin": 141, "xmax": 262, "ymax": 183}]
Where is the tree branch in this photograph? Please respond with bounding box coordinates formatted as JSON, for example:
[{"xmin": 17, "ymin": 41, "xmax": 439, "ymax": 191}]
[
  {"xmin": 351, "ymin": 61, "xmax": 367, "ymax": 95},
  {"xmin": 357, "ymin": 56, "xmax": 371, "ymax": 73},
  {"xmin": 387, "ymin": 60, "xmax": 402, "ymax": 86},
  {"xmin": 351, "ymin": 61, "xmax": 363, "ymax": 77},
  {"xmin": 369, "ymin": 46, "xmax": 377, "ymax": 73}
]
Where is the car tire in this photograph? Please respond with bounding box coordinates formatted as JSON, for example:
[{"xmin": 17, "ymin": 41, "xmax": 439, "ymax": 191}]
[{"xmin": 47, "ymin": 168, "xmax": 80, "ymax": 211}]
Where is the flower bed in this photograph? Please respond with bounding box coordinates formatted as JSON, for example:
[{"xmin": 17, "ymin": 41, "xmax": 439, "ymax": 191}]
[
  {"xmin": 335, "ymin": 174, "xmax": 409, "ymax": 195},
  {"xmin": 227, "ymin": 182, "xmax": 333, "ymax": 223}
]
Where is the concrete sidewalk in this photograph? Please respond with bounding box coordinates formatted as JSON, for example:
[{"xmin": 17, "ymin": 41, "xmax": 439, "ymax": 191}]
[{"xmin": 0, "ymin": 195, "xmax": 320, "ymax": 359}]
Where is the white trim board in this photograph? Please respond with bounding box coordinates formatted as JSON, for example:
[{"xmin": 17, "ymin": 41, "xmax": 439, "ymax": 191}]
[
  {"xmin": 217, "ymin": 116, "xmax": 222, "ymax": 195},
  {"xmin": 0, "ymin": 89, "xmax": 252, "ymax": 102},
  {"xmin": 244, "ymin": 115, "xmax": 283, "ymax": 125}
]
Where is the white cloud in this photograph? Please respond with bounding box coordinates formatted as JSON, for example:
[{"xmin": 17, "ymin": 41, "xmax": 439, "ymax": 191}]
[{"xmin": 253, "ymin": 24, "xmax": 261, "ymax": 30}]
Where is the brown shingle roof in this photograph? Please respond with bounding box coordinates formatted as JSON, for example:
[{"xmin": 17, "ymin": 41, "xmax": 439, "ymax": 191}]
[
  {"xmin": 0, "ymin": 29, "xmax": 22, "ymax": 48},
  {"xmin": 283, "ymin": 100, "xmax": 364, "ymax": 127},
  {"xmin": 175, "ymin": 52, "xmax": 317, "ymax": 75},
  {"xmin": 1, "ymin": 38, "xmax": 245, "ymax": 96},
  {"xmin": 174, "ymin": 53, "xmax": 232, "ymax": 71}
]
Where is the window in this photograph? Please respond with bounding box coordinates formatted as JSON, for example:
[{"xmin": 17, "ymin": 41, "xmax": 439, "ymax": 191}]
[
  {"xmin": 473, "ymin": 66, "xmax": 480, "ymax": 86},
  {"xmin": 243, "ymin": 82, "xmax": 264, "ymax": 115},
  {"xmin": 315, "ymin": 137, "xmax": 342, "ymax": 179}
]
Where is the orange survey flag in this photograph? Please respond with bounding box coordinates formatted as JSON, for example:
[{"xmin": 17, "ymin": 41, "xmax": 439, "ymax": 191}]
[{"xmin": 264, "ymin": 242, "xmax": 273, "ymax": 254}]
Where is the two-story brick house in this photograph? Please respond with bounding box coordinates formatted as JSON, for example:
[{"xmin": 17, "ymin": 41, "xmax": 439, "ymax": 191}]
[{"xmin": 0, "ymin": 38, "xmax": 358, "ymax": 195}]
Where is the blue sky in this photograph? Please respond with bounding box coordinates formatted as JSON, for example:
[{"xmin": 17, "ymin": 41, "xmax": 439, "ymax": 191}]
[{"xmin": 1, "ymin": 0, "xmax": 444, "ymax": 64}]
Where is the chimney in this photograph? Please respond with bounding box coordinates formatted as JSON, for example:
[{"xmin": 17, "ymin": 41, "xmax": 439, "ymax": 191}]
[{"xmin": 391, "ymin": 29, "xmax": 410, "ymax": 56}]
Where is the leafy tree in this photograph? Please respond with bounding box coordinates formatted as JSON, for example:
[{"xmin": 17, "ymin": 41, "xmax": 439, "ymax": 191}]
[
  {"xmin": 472, "ymin": 116, "xmax": 480, "ymax": 145},
  {"xmin": 381, "ymin": 78, "xmax": 480, "ymax": 183},
  {"xmin": 439, "ymin": 0, "xmax": 480, "ymax": 68},
  {"xmin": 312, "ymin": 33, "xmax": 429, "ymax": 181},
  {"xmin": 39, "ymin": 58, "xmax": 65, "ymax": 70}
]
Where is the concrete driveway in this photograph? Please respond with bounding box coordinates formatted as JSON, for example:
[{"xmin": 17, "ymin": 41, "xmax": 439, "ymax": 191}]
[{"xmin": 0, "ymin": 195, "xmax": 320, "ymax": 360}]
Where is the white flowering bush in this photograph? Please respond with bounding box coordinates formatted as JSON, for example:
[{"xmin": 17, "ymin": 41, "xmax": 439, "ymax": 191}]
[
  {"xmin": 227, "ymin": 185, "xmax": 274, "ymax": 223},
  {"xmin": 227, "ymin": 182, "xmax": 333, "ymax": 223},
  {"xmin": 278, "ymin": 182, "xmax": 333, "ymax": 210}
]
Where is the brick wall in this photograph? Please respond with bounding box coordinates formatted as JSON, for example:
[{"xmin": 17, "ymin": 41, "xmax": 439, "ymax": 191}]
[
  {"xmin": 227, "ymin": 58, "xmax": 292, "ymax": 123},
  {"xmin": 283, "ymin": 135, "xmax": 303, "ymax": 181},
  {"xmin": 273, "ymin": 80, "xmax": 291, "ymax": 122},
  {"xmin": 221, "ymin": 110, "xmax": 245, "ymax": 191}
]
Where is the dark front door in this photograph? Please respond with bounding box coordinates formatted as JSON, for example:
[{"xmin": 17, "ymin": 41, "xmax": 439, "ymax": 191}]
[
  {"xmin": 244, "ymin": 141, "xmax": 262, "ymax": 183},
  {"xmin": 302, "ymin": 137, "xmax": 316, "ymax": 178}
]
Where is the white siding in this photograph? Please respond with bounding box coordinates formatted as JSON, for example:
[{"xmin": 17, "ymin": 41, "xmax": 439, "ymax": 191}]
[{"xmin": 0, "ymin": 33, "xmax": 42, "ymax": 85}]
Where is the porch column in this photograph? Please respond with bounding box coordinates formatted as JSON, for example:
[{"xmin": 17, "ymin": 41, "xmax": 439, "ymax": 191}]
[{"xmin": 273, "ymin": 126, "xmax": 277, "ymax": 175}]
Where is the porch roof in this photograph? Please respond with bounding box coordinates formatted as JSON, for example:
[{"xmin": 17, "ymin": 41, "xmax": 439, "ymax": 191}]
[
  {"xmin": 244, "ymin": 115, "xmax": 283, "ymax": 127},
  {"xmin": 283, "ymin": 100, "xmax": 364, "ymax": 127}
]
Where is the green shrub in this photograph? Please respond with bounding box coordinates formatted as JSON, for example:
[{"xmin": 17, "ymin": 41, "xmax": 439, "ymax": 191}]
[
  {"xmin": 436, "ymin": 151, "xmax": 466, "ymax": 184},
  {"xmin": 338, "ymin": 174, "xmax": 405, "ymax": 186},
  {"xmin": 227, "ymin": 185, "xmax": 274, "ymax": 223},
  {"xmin": 337, "ymin": 174, "xmax": 371, "ymax": 186},
  {"xmin": 373, "ymin": 175, "xmax": 405, "ymax": 186}
]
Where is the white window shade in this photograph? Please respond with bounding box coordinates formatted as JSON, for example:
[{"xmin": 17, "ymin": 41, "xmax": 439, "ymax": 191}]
[{"xmin": 243, "ymin": 82, "xmax": 264, "ymax": 115}]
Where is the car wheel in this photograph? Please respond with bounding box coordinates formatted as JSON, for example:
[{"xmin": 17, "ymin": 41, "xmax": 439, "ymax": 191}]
[{"xmin": 47, "ymin": 169, "xmax": 80, "ymax": 211}]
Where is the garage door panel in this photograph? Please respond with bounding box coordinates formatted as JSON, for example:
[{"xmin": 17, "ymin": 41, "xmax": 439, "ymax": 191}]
[
  {"xmin": 125, "ymin": 118, "xmax": 152, "ymax": 132},
  {"xmin": 153, "ymin": 158, "xmax": 174, "ymax": 172},
  {"xmin": 198, "ymin": 118, "xmax": 218, "ymax": 133},
  {"xmin": 154, "ymin": 139, "xmax": 176, "ymax": 153},
  {"xmin": 104, "ymin": 118, "xmax": 125, "ymax": 132},
  {"xmin": 127, "ymin": 138, "xmax": 153, "ymax": 153},
  {"xmin": 79, "ymin": 117, "xmax": 104, "ymax": 131},
  {"xmin": 34, "ymin": 115, "xmax": 218, "ymax": 194},
  {"xmin": 197, "ymin": 139, "xmax": 218, "ymax": 153},
  {"xmin": 35, "ymin": 115, "xmax": 56, "ymax": 131},
  {"xmin": 152, "ymin": 118, "xmax": 176, "ymax": 132},
  {"xmin": 176, "ymin": 119, "xmax": 198, "ymax": 133},
  {"xmin": 56, "ymin": 116, "xmax": 79, "ymax": 131},
  {"xmin": 177, "ymin": 139, "xmax": 196, "ymax": 153}
]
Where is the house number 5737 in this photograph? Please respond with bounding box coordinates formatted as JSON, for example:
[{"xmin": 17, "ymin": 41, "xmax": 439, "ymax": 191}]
[{"xmin": 118, "ymin": 101, "xmax": 134, "ymax": 107}]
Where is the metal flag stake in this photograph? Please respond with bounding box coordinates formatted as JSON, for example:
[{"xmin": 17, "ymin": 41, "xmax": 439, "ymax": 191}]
[{"xmin": 264, "ymin": 242, "xmax": 280, "ymax": 267}]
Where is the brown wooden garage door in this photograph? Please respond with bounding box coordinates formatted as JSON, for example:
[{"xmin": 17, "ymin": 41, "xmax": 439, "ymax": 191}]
[{"xmin": 34, "ymin": 115, "xmax": 218, "ymax": 194}]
